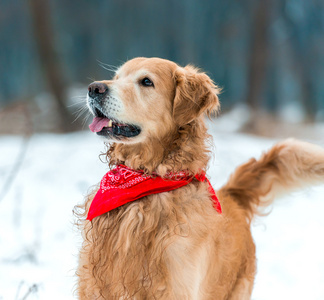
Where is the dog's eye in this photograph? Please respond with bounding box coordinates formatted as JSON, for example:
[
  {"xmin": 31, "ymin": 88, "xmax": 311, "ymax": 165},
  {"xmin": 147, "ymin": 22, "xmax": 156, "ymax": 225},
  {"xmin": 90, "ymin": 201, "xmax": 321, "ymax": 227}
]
[{"xmin": 141, "ymin": 77, "xmax": 154, "ymax": 87}]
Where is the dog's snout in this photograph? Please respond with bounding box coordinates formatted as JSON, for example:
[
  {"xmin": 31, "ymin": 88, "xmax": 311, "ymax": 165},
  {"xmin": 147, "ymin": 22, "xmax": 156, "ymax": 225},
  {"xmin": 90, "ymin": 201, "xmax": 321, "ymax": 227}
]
[{"xmin": 88, "ymin": 82, "xmax": 109, "ymax": 100}]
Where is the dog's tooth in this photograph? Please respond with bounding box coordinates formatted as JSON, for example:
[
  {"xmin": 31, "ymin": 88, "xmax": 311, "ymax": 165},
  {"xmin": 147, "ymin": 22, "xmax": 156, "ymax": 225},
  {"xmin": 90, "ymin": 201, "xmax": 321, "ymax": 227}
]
[{"xmin": 108, "ymin": 120, "xmax": 113, "ymax": 127}]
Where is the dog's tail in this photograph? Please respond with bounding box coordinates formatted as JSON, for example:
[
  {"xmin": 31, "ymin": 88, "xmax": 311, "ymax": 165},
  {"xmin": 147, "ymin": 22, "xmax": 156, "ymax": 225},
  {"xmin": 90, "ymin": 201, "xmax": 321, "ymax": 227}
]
[{"xmin": 219, "ymin": 139, "xmax": 324, "ymax": 220}]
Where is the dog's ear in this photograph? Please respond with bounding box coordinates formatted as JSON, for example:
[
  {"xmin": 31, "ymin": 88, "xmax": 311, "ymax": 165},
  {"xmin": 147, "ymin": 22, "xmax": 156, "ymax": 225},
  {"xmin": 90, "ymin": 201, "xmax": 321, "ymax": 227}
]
[{"xmin": 172, "ymin": 65, "xmax": 221, "ymax": 126}]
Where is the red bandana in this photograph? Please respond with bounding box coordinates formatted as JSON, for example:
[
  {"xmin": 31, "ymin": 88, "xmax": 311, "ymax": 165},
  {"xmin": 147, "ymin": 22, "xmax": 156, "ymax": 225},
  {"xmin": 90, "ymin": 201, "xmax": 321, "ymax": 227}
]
[{"xmin": 87, "ymin": 165, "xmax": 221, "ymax": 221}]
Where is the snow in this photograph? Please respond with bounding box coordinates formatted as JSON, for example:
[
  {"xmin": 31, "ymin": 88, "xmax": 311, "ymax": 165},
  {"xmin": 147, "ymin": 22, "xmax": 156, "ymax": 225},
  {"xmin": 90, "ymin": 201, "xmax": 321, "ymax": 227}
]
[{"xmin": 0, "ymin": 127, "xmax": 324, "ymax": 299}]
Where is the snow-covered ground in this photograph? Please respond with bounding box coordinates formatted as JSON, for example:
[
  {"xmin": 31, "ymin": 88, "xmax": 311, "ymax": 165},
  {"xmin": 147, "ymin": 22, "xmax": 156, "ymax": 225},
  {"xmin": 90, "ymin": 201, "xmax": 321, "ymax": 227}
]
[{"xmin": 0, "ymin": 125, "xmax": 324, "ymax": 299}]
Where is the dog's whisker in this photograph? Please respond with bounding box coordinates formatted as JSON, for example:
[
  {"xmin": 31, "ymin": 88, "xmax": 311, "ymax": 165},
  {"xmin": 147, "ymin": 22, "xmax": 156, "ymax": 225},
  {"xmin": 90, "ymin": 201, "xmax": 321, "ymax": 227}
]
[
  {"xmin": 98, "ymin": 64, "xmax": 115, "ymax": 73},
  {"xmin": 71, "ymin": 96, "xmax": 87, "ymax": 100},
  {"xmin": 68, "ymin": 100, "xmax": 87, "ymax": 108},
  {"xmin": 73, "ymin": 105, "xmax": 90, "ymax": 124},
  {"xmin": 87, "ymin": 76, "xmax": 96, "ymax": 82},
  {"xmin": 73, "ymin": 104, "xmax": 88, "ymax": 115},
  {"xmin": 71, "ymin": 94, "xmax": 87, "ymax": 98},
  {"xmin": 97, "ymin": 60, "xmax": 118, "ymax": 73},
  {"xmin": 81, "ymin": 113, "xmax": 91, "ymax": 128}
]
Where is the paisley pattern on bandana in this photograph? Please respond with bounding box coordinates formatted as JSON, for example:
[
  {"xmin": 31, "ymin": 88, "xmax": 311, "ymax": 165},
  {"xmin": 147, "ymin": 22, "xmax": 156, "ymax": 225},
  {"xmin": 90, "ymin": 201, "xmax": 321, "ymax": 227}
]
[{"xmin": 100, "ymin": 165, "xmax": 150, "ymax": 192}]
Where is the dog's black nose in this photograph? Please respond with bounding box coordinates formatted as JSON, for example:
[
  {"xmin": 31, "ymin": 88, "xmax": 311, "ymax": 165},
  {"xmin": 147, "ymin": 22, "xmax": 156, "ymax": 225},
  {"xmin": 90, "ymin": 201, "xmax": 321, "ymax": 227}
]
[{"xmin": 88, "ymin": 82, "xmax": 109, "ymax": 100}]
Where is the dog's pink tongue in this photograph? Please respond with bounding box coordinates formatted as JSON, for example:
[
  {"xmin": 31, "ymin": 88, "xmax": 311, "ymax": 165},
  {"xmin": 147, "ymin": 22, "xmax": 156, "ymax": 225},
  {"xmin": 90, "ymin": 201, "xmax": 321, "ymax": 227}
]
[{"xmin": 89, "ymin": 117, "xmax": 110, "ymax": 133}]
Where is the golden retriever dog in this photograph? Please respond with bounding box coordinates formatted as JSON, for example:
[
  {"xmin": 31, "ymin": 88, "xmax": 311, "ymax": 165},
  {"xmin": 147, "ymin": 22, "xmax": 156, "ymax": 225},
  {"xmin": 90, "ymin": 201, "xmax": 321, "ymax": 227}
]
[{"xmin": 76, "ymin": 57, "xmax": 324, "ymax": 299}]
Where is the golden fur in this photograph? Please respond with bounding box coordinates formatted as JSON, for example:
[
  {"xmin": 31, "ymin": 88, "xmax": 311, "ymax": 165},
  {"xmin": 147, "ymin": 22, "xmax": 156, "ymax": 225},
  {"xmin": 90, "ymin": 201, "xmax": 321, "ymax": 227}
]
[{"xmin": 76, "ymin": 57, "xmax": 324, "ymax": 299}]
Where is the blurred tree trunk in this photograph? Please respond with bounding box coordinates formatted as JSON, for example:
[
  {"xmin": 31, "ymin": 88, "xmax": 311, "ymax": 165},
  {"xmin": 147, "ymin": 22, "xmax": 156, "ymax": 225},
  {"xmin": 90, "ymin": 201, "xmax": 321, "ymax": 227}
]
[
  {"xmin": 283, "ymin": 5, "xmax": 315, "ymax": 122},
  {"xmin": 28, "ymin": 0, "xmax": 79, "ymax": 132},
  {"xmin": 245, "ymin": 0, "xmax": 271, "ymax": 114}
]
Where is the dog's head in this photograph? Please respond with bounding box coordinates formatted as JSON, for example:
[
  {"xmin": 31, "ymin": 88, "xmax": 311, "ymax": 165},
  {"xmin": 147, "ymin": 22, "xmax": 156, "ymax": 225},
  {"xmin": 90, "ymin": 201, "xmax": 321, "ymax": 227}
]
[{"xmin": 87, "ymin": 57, "xmax": 220, "ymax": 144}]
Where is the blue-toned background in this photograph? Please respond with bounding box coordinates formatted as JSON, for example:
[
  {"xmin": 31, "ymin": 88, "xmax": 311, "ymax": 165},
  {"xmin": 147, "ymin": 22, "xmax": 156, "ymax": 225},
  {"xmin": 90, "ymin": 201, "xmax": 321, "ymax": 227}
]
[{"xmin": 1, "ymin": 0, "xmax": 324, "ymax": 134}]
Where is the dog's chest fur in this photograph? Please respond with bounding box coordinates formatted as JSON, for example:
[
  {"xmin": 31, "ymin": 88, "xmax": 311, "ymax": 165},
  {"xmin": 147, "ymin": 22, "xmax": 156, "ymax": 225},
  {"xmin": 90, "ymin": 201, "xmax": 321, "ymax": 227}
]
[{"xmin": 78, "ymin": 182, "xmax": 239, "ymax": 299}]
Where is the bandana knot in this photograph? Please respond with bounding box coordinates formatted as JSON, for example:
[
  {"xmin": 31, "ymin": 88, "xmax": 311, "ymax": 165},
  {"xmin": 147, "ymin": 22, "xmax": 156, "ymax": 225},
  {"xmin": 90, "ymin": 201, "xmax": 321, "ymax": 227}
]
[{"xmin": 87, "ymin": 165, "xmax": 221, "ymax": 221}]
